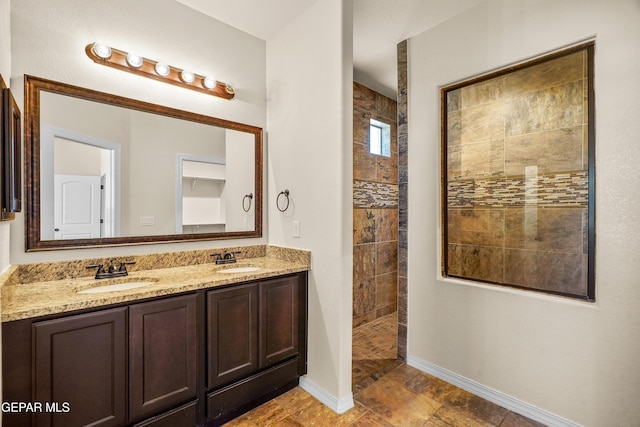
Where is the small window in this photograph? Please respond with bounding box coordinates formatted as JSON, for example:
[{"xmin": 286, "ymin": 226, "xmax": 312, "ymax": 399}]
[{"xmin": 369, "ymin": 118, "xmax": 390, "ymax": 157}]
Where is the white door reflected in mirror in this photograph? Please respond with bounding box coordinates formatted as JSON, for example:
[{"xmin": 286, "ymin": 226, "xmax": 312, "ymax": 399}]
[{"xmin": 53, "ymin": 175, "xmax": 101, "ymax": 239}]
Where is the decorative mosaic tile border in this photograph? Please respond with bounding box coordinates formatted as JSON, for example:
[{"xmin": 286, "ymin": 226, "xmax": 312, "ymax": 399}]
[
  {"xmin": 354, "ymin": 180, "xmax": 399, "ymax": 208},
  {"xmin": 448, "ymin": 171, "xmax": 588, "ymax": 208}
]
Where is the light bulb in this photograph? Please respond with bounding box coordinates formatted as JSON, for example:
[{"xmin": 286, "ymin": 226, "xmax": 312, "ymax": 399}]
[
  {"xmin": 181, "ymin": 70, "xmax": 195, "ymax": 83},
  {"xmin": 92, "ymin": 43, "xmax": 112, "ymax": 59},
  {"xmin": 225, "ymin": 83, "xmax": 235, "ymax": 95},
  {"xmin": 202, "ymin": 76, "xmax": 217, "ymax": 89},
  {"xmin": 126, "ymin": 52, "xmax": 143, "ymax": 68},
  {"xmin": 155, "ymin": 62, "xmax": 170, "ymax": 77}
]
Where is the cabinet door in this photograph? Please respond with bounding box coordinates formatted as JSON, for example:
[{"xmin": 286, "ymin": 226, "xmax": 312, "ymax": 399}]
[
  {"xmin": 129, "ymin": 294, "xmax": 198, "ymax": 421},
  {"xmin": 207, "ymin": 284, "xmax": 258, "ymax": 389},
  {"xmin": 33, "ymin": 307, "xmax": 127, "ymax": 427},
  {"xmin": 260, "ymin": 276, "xmax": 300, "ymax": 368}
]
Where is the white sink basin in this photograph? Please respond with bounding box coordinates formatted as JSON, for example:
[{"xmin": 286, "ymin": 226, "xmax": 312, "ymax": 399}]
[
  {"xmin": 216, "ymin": 266, "xmax": 263, "ymax": 274},
  {"xmin": 77, "ymin": 280, "xmax": 156, "ymax": 294}
]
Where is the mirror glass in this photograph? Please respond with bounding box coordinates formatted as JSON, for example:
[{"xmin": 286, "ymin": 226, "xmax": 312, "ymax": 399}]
[{"xmin": 25, "ymin": 75, "xmax": 262, "ymax": 251}]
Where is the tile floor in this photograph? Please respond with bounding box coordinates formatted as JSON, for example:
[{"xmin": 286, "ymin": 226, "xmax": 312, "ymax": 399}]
[{"xmin": 223, "ymin": 313, "xmax": 545, "ymax": 426}]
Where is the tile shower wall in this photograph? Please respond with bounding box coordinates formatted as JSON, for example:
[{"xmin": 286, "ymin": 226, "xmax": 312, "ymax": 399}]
[
  {"xmin": 353, "ymin": 82, "xmax": 398, "ymax": 328},
  {"xmin": 397, "ymin": 40, "xmax": 408, "ymax": 360},
  {"xmin": 445, "ymin": 50, "xmax": 590, "ymax": 297}
]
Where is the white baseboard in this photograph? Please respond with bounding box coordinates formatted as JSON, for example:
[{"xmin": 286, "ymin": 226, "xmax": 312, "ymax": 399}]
[
  {"xmin": 299, "ymin": 376, "xmax": 355, "ymax": 414},
  {"xmin": 407, "ymin": 356, "xmax": 581, "ymax": 427}
]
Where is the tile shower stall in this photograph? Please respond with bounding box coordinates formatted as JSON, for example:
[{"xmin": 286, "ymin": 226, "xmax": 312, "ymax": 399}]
[
  {"xmin": 353, "ymin": 82, "xmax": 399, "ymax": 328},
  {"xmin": 443, "ymin": 46, "xmax": 593, "ymax": 299}
]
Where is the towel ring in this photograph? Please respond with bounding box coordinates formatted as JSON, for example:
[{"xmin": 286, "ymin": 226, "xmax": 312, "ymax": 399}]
[
  {"xmin": 242, "ymin": 193, "xmax": 253, "ymax": 212},
  {"xmin": 276, "ymin": 189, "xmax": 290, "ymax": 212}
]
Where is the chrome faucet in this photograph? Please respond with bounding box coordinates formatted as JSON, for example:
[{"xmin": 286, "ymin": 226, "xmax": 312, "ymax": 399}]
[{"xmin": 87, "ymin": 259, "xmax": 136, "ymax": 279}]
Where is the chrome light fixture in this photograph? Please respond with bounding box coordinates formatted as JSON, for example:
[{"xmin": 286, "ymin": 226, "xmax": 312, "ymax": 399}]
[{"xmin": 85, "ymin": 42, "xmax": 234, "ymax": 100}]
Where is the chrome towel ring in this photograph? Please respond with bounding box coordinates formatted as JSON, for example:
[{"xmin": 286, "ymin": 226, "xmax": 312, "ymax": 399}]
[
  {"xmin": 242, "ymin": 193, "xmax": 253, "ymax": 212},
  {"xmin": 276, "ymin": 189, "xmax": 290, "ymax": 212}
]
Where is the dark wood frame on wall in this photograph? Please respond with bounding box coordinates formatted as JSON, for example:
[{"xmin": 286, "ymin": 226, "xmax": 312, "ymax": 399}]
[
  {"xmin": 440, "ymin": 42, "xmax": 595, "ymax": 301},
  {"xmin": 24, "ymin": 75, "xmax": 263, "ymax": 251},
  {"xmin": 1, "ymin": 74, "xmax": 22, "ymax": 221}
]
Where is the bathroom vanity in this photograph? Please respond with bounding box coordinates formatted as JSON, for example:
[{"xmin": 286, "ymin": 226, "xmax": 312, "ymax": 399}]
[{"xmin": 1, "ymin": 245, "xmax": 309, "ymax": 426}]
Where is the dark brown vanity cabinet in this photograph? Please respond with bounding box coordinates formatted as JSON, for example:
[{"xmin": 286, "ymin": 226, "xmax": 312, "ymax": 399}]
[
  {"xmin": 3, "ymin": 294, "xmax": 199, "ymax": 427},
  {"xmin": 33, "ymin": 308, "xmax": 128, "ymax": 427},
  {"xmin": 206, "ymin": 274, "xmax": 307, "ymax": 425},
  {"xmin": 2, "ymin": 272, "xmax": 307, "ymax": 427}
]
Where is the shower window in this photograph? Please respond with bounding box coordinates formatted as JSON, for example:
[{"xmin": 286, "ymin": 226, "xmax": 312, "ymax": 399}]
[
  {"xmin": 369, "ymin": 118, "xmax": 391, "ymax": 157},
  {"xmin": 440, "ymin": 42, "xmax": 595, "ymax": 301}
]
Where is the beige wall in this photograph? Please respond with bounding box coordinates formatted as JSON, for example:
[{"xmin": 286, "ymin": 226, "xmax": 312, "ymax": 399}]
[
  {"xmin": 408, "ymin": 1, "xmax": 640, "ymax": 425},
  {"xmin": 0, "ymin": 0, "xmax": 10, "ymax": 419},
  {"xmin": 0, "ymin": 0, "xmax": 10, "ymax": 274},
  {"xmin": 267, "ymin": 0, "xmax": 354, "ymax": 408}
]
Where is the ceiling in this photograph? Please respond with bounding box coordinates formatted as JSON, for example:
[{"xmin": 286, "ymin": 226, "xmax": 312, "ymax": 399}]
[{"xmin": 176, "ymin": 0, "xmax": 483, "ymax": 99}]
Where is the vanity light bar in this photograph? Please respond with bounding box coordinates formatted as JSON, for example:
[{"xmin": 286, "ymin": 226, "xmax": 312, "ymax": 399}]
[{"xmin": 85, "ymin": 43, "xmax": 234, "ymax": 100}]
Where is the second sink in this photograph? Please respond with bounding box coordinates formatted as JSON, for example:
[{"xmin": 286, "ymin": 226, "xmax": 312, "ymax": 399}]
[{"xmin": 216, "ymin": 266, "xmax": 262, "ymax": 274}]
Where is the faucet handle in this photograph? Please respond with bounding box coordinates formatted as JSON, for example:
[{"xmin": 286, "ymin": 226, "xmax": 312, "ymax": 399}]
[
  {"xmin": 87, "ymin": 263, "xmax": 105, "ymax": 272},
  {"xmin": 223, "ymin": 251, "xmax": 241, "ymax": 260},
  {"xmin": 119, "ymin": 260, "xmax": 136, "ymax": 272},
  {"xmin": 210, "ymin": 253, "xmax": 223, "ymax": 264}
]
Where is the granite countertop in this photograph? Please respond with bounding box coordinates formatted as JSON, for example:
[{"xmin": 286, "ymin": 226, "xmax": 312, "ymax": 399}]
[{"xmin": 2, "ymin": 248, "xmax": 310, "ymax": 322}]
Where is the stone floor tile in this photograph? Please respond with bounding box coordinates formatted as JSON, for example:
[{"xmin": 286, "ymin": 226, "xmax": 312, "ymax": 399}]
[
  {"xmin": 353, "ymin": 358, "xmax": 403, "ymax": 394},
  {"xmin": 381, "ymin": 363, "xmax": 424, "ymax": 386},
  {"xmin": 223, "ymin": 311, "xmax": 543, "ymax": 427},
  {"xmin": 284, "ymin": 397, "xmax": 366, "ymax": 427},
  {"xmin": 406, "ymin": 371, "xmax": 460, "ymax": 401},
  {"xmin": 439, "ymin": 388, "xmax": 509, "ymax": 426},
  {"xmin": 424, "ymin": 406, "xmax": 495, "ymax": 427},
  {"xmin": 222, "ymin": 400, "xmax": 289, "ymax": 426},
  {"xmin": 268, "ymin": 416, "xmax": 305, "ymax": 426},
  {"xmin": 355, "ymin": 375, "xmax": 441, "ymax": 426},
  {"xmin": 500, "ymin": 411, "xmax": 548, "ymax": 427},
  {"xmin": 351, "ymin": 407, "xmax": 397, "ymax": 427}
]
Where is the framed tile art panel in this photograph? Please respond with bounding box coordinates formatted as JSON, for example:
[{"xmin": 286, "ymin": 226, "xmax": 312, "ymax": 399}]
[{"xmin": 440, "ymin": 42, "xmax": 595, "ymax": 300}]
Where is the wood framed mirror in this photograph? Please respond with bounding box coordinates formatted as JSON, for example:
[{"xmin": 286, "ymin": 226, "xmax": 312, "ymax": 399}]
[{"xmin": 25, "ymin": 75, "xmax": 262, "ymax": 251}]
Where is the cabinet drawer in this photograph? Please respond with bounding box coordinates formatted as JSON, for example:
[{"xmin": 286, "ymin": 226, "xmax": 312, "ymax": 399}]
[
  {"xmin": 207, "ymin": 357, "xmax": 300, "ymax": 425},
  {"xmin": 133, "ymin": 400, "xmax": 198, "ymax": 427}
]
